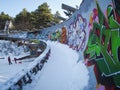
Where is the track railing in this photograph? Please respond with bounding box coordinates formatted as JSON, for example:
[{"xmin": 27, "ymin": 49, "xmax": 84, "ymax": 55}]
[{"xmin": 0, "ymin": 41, "xmax": 51, "ymax": 90}]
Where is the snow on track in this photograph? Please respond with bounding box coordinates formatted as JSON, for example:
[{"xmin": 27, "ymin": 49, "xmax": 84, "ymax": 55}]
[{"xmin": 24, "ymin": 41, "xmax": 89, "ymax": 90}]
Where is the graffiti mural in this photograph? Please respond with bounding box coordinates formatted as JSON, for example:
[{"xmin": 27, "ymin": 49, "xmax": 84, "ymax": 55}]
[
  {"xmin": 47, "ymin": 27, "xmax": 67, "ymax": 44},
  {"xmin": 68, "ymin": 14, "xmax": 87, "ymax": 51},
  {"xmin": 60, "ymin": 27, "xmax": 67, "ymax": 44},
  {"xmin": 88, "ymin": 8, "xmax": 98, "ymax": 32},
  {"xmin": 84, "ymin": 0, "xmax": 120, "ymax": 89}
]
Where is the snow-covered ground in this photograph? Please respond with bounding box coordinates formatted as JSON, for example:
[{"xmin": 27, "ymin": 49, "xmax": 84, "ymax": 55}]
[
  {"xmin": 0, "ymin": 40, "xmax": 31, "ymax": 85},
  {"xmin": 0, "ymin": 40, "xmax": 90, "ymax": 90},
  {"xmin": 23, "ymin": 41, "xmax": 89, "ymax": 90}
]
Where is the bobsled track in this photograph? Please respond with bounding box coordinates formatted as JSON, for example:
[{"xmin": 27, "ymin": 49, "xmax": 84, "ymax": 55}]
[
  {"xmin": 1, "ymin": 0, "xmax": 120, "ymax": 90},
  {"xmin": 0, "ymin": 36, "xmax": 51, "ymax": 90}
]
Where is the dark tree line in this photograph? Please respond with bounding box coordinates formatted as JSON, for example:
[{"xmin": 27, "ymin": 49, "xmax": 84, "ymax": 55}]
[{"xmin": 0, "ymin": 2, "xmax": 61, "ymax": 31}]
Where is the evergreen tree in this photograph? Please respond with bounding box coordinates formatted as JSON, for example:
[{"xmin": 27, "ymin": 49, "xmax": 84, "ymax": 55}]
[
  {"xmin": 33, "ymin": 2, "xmax": 53, "ymax": 29},
  {"xmin": 14, "ymin": 8, "xmax": 33, "ymax": 30},
  {"xmin": 1, "ymin": 2, "xmax": 62, "ymax": 31}
]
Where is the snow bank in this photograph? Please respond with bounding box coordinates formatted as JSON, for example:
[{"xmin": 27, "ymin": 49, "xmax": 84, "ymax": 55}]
[
  {"xmin": 0, "ymin": 40, "xmax": 50, "ymax": 90},
  {"xmin": 0, "ymin": 40, "xmax": 29, "ymax": 57},
  {"xmin": 0, "ymin": 40, "xmax": 30, "ymax": 85}
]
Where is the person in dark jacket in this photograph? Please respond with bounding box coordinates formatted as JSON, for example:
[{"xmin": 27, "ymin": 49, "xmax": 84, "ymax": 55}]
[{"xmin": 8, "ymin": 56, "xmax": 12, "ymax": 65}]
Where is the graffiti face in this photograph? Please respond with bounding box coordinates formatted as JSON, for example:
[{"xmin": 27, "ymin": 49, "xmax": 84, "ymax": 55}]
[
  {"xmin": 68, "ymin": 14, "xmax": 87, "ymax": 51},
  {"xmin": 84, "ymin": 0, "xmax": 120, "ymax": 88}
]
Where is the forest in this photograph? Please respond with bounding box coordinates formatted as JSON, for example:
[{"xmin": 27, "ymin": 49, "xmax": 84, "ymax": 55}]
[{"xmin": 0, "ymin": 2, "xmax": 61, "ymax": 31}]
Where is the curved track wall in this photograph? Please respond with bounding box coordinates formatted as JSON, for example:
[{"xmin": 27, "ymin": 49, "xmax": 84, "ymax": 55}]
[
  {"xmin": 41, "ymin": 0, "xmax": 120, "ymax": 89},
  {"xmin": 0, "ymin": 41, "xmax": 51, "ymax": 90}
]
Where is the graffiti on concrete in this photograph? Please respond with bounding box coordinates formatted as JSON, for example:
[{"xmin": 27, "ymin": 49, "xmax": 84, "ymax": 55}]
[
  {"xmin": 44, "ymin": 14, "xmax": 87, "ymax": 52},
  {"xmin": 68, "ymin": 14, "xmax": 87, "ymax": 51},
  {"xmin": 84, "ymin": 0, "xmax": 120, "ymax": 89},
  {"xmin": 60, "ymin": 27, "xmax": 67, "ymax": 44},
  {"xmin": 48, "ymin": 27, "xmax": 67, "ymax": 43},
  {"xmin": 88, "ymin": 8, "xmax": 98, "ymax": 32}
]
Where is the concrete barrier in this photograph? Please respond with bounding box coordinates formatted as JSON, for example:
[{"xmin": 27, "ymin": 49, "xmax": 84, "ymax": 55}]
[{"xmin": 0, "ymin": 41, "xmax": 51, "ymax": 90}]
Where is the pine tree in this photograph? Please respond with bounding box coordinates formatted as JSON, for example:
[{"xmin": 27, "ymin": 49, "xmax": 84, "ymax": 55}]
[
  {"xmin": 33, "ymin": 2, "xmax": 53, "ymax": 29},
  {"xmin": 14, "ymin": 8, "xmax": 33, "ymax": 30}
]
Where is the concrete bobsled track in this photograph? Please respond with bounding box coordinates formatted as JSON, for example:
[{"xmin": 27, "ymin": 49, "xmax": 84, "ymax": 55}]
[
  {"xmin": 0, "ymin": 39, "xmax": 51, "ymax": 90},
  {"xmin": 40, "ymin": 0, "xmax": 120, "ymax": 89},
  {"xmin": 1, "ymin": 0, "xmax": 120, "ymax": 89}
]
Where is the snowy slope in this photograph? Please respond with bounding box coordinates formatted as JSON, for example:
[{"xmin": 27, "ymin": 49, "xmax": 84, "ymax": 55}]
[
  {"xmin": 0, "ymin": 40, "xmax": 30, "ymax": 85},
  {"xmin": 23, "ymin": 41, "xmax": 89, "ymax": 90}
]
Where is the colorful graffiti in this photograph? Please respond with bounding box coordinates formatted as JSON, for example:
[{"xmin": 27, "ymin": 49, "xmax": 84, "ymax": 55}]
[
  {"xmin": 47, "ymin": 27, "xmax": 67, "ymax": 44},
  {"xmin": 68, "ymin": 14, "xmax": 87, "ymax": 51},
  {"xmin": 60, "ymin": 27, "xmax": 67, "ymax": 44},
  {"xmin": 46, "ymin": 14, "xmax": 87, "ymax": 52},
  {"xmin": 84, "ymin": 0, "xmax": 120, "ymax": 89}
]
